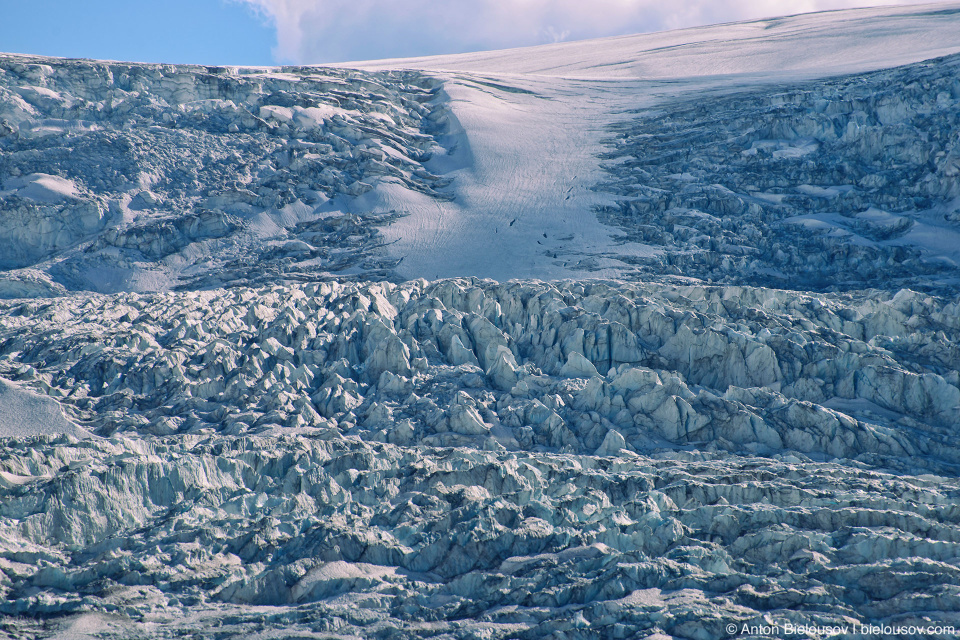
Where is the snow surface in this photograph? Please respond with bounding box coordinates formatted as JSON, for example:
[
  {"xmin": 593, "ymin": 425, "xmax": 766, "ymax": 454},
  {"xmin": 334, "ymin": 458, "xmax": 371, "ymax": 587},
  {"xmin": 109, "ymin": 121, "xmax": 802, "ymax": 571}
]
[
  {"xmin": 3, "ymin": 5, "xmax": 960, "ymax": 289},
  {"xmin": 2, "ymin": 4, "xmax": 960, "ymax": 639},
  {"xmin": 0, "ymin": 378, "xmax": 88, "ymax": 439},
  {"xmin": 1, "ymin": 173, "xmax": 78, "ymax": 204},
  {"xmin": 380, "ymin": 75, "xmax": 662, "ymax": 281},
  {"xmin": 353, "ymin": 2, "xmax": 960, "ymax": 79},
  {"xmin": 357, "ymin": 1, "xmax": 960, "ymax": 287}
]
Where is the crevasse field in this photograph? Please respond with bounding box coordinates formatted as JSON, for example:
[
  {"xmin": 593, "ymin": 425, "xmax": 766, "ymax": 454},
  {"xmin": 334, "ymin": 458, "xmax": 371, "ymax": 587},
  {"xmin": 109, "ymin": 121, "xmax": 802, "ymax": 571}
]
[{"xmin": 2, "ymin": 4, "xmax": 960, "ymax": 639}]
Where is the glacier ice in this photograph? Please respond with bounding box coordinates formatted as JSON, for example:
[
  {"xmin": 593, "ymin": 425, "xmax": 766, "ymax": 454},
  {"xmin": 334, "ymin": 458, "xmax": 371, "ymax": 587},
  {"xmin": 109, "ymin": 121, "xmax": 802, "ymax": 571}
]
[
  {"xmin": 595, "ymin": 54, "xmax": 960, "ymax": 292},
  {"xmin": 0, "ymin": 55, "xmax": 452, "ymax": 292},
  {"xmin": 1, "ymin": 277, "xmax": 959, "ymax": 637},
  {"xmin": 3, "ymin": 7, "xmax": 960, "ymax": 638}
]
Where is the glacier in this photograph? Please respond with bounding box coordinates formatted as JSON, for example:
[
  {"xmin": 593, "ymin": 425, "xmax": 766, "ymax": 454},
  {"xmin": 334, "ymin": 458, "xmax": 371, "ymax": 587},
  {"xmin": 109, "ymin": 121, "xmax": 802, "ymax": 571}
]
[{"xmin": 2, "ymin": 3, "xmax": 960, "ymax": 639}]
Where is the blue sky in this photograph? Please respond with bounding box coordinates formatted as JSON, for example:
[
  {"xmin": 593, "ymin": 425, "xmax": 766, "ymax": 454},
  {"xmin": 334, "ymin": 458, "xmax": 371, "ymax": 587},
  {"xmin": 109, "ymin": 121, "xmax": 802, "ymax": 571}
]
[
  {"xmin": 0, "ymin": 0, "xmax": 952, "ymax": 66},
  {"xmin": 0, "ymin": 0, "xmax": 274, "ymax": 65}
]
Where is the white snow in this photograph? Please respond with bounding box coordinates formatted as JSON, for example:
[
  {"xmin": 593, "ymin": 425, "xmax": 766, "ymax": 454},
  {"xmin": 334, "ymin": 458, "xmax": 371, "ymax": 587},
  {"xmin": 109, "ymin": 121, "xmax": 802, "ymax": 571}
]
[
  {"xmin": 352, "ymin": 2, "xmax": 960, "ymax": 79},
  {"xmin": 351, "ymin": 1, "xmax": 960, "ymax": 284},
  {"xmin": 380, "ymin": 76, "xmax": 661, "ymax": 281},
  {"xmin": 2, "ymin": 173, "xmax": 78, "ymax": 203},
  {"xmin": 0, "ymin": 377, "xmax": 89, "ymax": 438},
  {"xmin": 4, "ymin": 3, "xmax": 960, "ymax": 288}
]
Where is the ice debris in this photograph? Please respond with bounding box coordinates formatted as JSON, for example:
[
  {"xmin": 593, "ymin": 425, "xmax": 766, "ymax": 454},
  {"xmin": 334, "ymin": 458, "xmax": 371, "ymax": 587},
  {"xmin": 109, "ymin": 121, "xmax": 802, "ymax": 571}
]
[
  {"xmin": 0, "ymin": 54, "xmax": 452, "ymax": 292},
  {"xmin": 1, "ymin": 277, "xmax": 959, "ymax": 637}
]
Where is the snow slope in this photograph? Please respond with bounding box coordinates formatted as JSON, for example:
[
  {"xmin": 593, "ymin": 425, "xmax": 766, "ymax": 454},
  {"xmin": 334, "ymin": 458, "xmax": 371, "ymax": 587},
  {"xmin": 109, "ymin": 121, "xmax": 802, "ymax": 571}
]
[
  {"xmin": 0, "ymin": 378, "xmax": 88, "ymax": 439},
  {"xmin": 2, "ymin": 4, "xmax": 960, "ymax": 639},
  {"xmin": 359, "ymin": 1, "xmax": 960, "ymax": 288},
  {"xmin": 379, "ymin": 75, "xmax": 661, "ymax": 281},
  {"xmin": 3, "ymin": 3, "xmax": 960, "ymax": 291},
  {"xmin": 378, "ymin": 59, "xmax": 960, "ymax": 288},
  {"xmin": 354, "ymin": 2, "xmax": 960, "ymax": 79}
]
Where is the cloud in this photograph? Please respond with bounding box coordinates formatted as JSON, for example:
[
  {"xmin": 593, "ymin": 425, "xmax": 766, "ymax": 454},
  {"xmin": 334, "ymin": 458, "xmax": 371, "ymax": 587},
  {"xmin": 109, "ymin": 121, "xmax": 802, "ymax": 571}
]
[{"xmin": 233, "ymin": 0, "xmax": 950, "ymax": 64}]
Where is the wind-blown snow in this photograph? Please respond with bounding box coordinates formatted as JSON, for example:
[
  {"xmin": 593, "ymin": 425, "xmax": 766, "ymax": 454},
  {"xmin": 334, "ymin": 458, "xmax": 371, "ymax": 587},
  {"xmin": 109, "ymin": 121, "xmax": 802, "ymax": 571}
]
[{"xmin": 2, "ymin": 4, "xmax": 960, "ymax": 639}]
